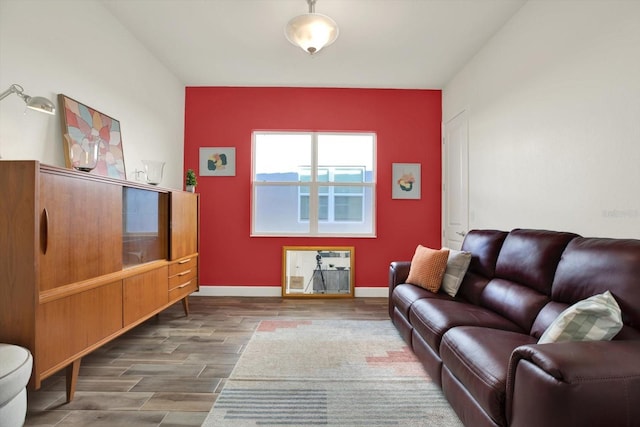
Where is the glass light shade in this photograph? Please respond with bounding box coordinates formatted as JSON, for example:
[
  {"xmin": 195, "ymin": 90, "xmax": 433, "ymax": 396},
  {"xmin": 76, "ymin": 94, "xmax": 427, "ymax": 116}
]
[
  {"xmin": 25, "ymin": 95, "xmax": 56, "ymax": 115},
  {"xmin": 285, "ymin": 13, "xmax": 339, "ymax": 54}
]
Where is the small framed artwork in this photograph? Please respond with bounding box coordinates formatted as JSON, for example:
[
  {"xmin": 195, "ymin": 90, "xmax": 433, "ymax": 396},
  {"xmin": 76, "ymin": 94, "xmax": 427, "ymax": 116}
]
[
  {"xmin": 58, "ymin": 94, "xmax": 126, "ymax": 179},
  {"xmin": 392, "ymin": 163, "xmax": 421, "ymax": 199},
  {"xmin": 199, "ymin": 147, "xmax": 236, "ymax": 176}
]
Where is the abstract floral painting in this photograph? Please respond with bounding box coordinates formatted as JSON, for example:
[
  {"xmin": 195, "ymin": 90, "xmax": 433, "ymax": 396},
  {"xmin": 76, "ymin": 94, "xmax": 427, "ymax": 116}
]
[
  {"xmin": 58, "ymin": 94, "xmax": 126, "ymax": 179},
  {"xmin": 199, "ymin": 147, "xmax": 236, "ymax": 176},
  {"xmin": 392, "ymin": 163, "xmax": 421, "ymax": 199}
]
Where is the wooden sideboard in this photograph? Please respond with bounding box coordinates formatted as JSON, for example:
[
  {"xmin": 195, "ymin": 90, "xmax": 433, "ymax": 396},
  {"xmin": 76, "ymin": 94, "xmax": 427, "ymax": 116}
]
[{"xmin": 0, "ymin": 161, "xmax": 199, "ymax": 402}]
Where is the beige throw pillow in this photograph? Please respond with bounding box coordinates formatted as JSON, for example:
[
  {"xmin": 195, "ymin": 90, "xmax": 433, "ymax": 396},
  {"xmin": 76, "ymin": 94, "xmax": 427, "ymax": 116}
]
[
  {"xmin": 441, "ymin": 248, "xmax": 472, "ymax": 297},
  {"xmin": 406, "ymin": 245, "xmax": 450, "ymax": 293}
]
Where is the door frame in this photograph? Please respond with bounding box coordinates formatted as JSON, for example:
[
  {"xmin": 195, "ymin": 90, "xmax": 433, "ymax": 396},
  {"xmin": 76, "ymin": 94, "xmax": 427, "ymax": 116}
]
[{"xmin": 442, "ymin": 109, "xmax": 469, "ymax": 249}]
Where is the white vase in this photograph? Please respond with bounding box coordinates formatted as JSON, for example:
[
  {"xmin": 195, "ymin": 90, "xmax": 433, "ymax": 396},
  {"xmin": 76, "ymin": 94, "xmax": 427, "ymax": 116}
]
[{"xmin": 186, "ymin": 185, "xmax": 195, "ymax": 193}]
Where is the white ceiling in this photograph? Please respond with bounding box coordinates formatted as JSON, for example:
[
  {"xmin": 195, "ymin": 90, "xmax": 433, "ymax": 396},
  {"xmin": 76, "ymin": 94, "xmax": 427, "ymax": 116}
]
[{"xmin": 101, "ymin": 0, "xmax": 526, "ymax": 89}]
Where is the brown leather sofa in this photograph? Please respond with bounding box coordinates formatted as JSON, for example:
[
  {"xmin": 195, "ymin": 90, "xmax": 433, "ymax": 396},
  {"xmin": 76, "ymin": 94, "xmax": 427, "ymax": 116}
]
[{"xmin": 389, "ymin": 228, "xmax": 640, "ymax": 427}]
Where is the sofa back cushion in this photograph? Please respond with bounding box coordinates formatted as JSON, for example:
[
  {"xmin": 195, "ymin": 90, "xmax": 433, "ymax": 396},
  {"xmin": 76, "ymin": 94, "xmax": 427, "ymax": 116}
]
[
  {"xmin": 458, "ymin": 230, "xmax": 508, "ymax": 305},
  {"xmin": 548, "ymin": 237, "xmax": 640, "ymax": 339},
  {"xmin": 494, "ymin": 229, "xmax": 579, "ymax": 294},
  {"xmin": 480, "ymin": 229, "xmax": 578, "ymax": 332},
  {"xmin": 530, "ymin": 301, "xmax": 570, "ymax": 339},
  {"xmin": 462, "ymin": 230, "xmax": 508, "ymax": 278},
  {"xmin": 481, "ymin": 279, "xmax": 550, "ymax": 333}
]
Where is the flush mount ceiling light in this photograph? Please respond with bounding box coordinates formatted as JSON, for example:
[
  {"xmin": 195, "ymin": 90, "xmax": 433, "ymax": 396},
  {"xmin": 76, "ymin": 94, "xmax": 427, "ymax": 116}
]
[
  {"xmin": 0, "ymin": 83, "xmax": 56, "ymax": 115},
  {"xmin": 285, "ymin": 0, "xmax": 339, "ymax": 55}
]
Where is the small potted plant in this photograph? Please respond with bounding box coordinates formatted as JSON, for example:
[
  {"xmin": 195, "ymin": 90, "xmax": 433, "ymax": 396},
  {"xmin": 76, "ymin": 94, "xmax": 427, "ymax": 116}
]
[{"xmin": 185, "ymin": 169, "xmax": 197, "ymax": 192}]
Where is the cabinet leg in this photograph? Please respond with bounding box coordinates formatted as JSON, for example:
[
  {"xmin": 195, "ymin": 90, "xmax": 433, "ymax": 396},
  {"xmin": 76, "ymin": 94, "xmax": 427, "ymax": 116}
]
[
  {"xmin": 66, "ymin": 358, "xmax": 81, "ymax": 403},
  {"xmin": 182, "ymin": 296, "xmax": 190, "ymax": 316}
]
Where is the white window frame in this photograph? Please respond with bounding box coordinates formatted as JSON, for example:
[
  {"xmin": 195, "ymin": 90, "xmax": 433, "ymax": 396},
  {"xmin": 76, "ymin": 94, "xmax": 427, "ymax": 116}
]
[
  {"xmin": 298, "ymin": 166, "xmax": 366, "ymax": 223},
  {"xmin": 251, "ymin": 131, "xmax": 376, "ymax": 237}
]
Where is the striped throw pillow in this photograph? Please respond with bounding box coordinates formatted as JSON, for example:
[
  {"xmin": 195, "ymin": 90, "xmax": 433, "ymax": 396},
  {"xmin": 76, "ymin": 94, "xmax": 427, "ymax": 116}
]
[{"xmin": 538, "ymin": 291, "xmax": 623, "ymax": 344}]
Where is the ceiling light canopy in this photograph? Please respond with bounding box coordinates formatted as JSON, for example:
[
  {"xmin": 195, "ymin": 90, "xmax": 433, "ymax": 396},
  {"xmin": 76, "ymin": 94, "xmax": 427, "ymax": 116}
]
[
  {"xmin": 285, "ymin": 0, "xmax": 339, "ymax": 55},
  {"xmin": 0, "ymin": 84, "xmax": 55, "ymax": 115}
]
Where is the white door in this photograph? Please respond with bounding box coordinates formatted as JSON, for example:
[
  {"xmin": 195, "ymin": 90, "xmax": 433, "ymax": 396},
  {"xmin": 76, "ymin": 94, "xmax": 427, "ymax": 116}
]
[{"xmin": 443, "ymin": 110, "xmax": 469, "ymax": 250}]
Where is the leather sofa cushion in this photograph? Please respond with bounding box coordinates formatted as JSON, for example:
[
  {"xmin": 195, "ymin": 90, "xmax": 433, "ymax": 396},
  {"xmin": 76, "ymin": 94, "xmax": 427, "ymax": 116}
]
[
  {"xmin": 529, "ymin": 301, "xmax": 568, "ymax": 339},
  {"xmin": 480, "ymin": 278, "xmax": 551, "ymax": 333},
  {"xmin": 409, "ymin": 298, "xmax": 522, "ymax": 353},
  {"xmin": 461, "ymin": 229, "xmax": 507, "ymax": 279},
  {"xmin": 475, "ymin": 229, "xmax": 577, "ymax": 334},
  {"xmin": 551, "ymin": 237, "xmax": 640, "ymax": 330},
  {"xmin": 494, "ymin": 229, "xmax": 578, "ymax": 295},
  {"xmin": 391, "ymin": 283, "xmax": 453, "ymax": 320},
  {"xmin": 456, "ymin": 271, "xmax": 490, "ymax": 306},
  {"xmin": 440, "ymin": 327, "xmax": 536, "ymax": 426},
  {"xmin": 457, "ymin": 229, "xmax": 507, "ymax": 305}
]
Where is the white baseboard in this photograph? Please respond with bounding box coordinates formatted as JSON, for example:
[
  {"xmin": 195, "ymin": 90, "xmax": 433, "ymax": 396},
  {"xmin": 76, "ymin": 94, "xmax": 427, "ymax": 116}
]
[
  {"xmin": 192, "ymin": 286, "xmax": 281, "ymax": 297},
  {"xmin": 354, "ymin": 287, "xmax": 388, "ymax": 297},
  {"xmin": 192, "ymin": 286, "xmax": 388, "ymax": 298}
]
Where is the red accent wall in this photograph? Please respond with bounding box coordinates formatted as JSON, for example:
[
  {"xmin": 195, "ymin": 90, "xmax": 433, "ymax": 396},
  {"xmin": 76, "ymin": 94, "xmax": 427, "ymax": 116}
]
[{"xmin": 184, "ymin": 87, "xmax": 442, "ymax": 289}]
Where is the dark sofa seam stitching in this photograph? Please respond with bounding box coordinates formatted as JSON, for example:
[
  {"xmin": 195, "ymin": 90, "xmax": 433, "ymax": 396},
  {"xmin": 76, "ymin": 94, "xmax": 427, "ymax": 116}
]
[{"xmin": 443, "ymin": 334, "xmax": 504, "ymax": 389}]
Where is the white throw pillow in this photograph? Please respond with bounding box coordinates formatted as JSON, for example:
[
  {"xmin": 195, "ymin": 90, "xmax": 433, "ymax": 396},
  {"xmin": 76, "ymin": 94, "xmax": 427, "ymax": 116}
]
[
  {"xmin": 538, "ymin": 291, "xmax": 623, "ymax": 344},
  {"xmin": 440, "ymin": 248, "xmax": 472, "ymax": 297}
]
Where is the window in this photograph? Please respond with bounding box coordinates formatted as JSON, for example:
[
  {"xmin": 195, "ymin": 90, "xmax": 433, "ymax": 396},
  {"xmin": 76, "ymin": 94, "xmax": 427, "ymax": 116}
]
[
  {"xmin": 252, "ymin": 132, "xmax": 376, "ymax": 237},
  {"xmin": 299, "ymin": 166, "xmax": 365, "ymax": 222}
]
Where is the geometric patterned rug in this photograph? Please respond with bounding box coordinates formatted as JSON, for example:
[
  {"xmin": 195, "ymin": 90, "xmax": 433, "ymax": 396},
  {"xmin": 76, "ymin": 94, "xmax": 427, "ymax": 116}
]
[{"xmin": 203, "ymin": 320, "xmax": 463, "ymax": 426}]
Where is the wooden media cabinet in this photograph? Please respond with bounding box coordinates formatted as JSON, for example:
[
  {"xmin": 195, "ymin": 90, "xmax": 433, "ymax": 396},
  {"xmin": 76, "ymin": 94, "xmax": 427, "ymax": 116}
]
[{"xmin": 0, "ymin": 161, "xmax": 199, "ymax": 402}]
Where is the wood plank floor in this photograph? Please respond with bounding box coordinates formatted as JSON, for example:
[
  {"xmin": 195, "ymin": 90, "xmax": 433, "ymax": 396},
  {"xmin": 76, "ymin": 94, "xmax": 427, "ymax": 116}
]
[{"xmin": 25, "ymin": 296, "xmax": 389, "ymax": 426}]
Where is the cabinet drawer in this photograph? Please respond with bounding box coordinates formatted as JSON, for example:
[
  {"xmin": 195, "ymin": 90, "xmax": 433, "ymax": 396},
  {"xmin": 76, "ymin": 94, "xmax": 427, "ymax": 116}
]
[
  {"xmin": 168, "ymin": 267, "xmax": 197, "ymax": 291},
  {"xmin": 169, "ymin": 256, "xmax": 197, "ymax": 276},
  {"xmin": 169, "ymin": 277, "xmax": 197, "ymax": 301}
]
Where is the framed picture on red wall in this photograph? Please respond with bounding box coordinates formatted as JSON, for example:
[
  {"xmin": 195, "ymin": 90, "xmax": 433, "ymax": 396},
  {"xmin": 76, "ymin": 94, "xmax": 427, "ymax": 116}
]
[
  {"xmin": 392, "ymin": 163, "xmax": 421, "ymax": 199},
  {"xmin": 199, "ymin": 147, "xmax": 236, "ymax": 176}
]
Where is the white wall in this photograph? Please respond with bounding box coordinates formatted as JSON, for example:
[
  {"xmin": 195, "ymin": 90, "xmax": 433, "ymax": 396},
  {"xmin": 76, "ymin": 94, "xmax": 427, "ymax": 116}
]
[
  {"xmin": 443, "ymin": 0, "xmax": 640, "ymax": 239},
  {"xmin": 0, "ymin": 0, "xmax": 185, "ymax": 189}
]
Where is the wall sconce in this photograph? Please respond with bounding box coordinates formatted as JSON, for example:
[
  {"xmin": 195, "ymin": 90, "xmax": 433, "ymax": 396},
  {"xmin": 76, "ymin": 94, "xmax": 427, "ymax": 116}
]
[
  {"xmin": 0, "ymin": 84, "xmax": 56, "ymax": 115},
  {"xmin": 285, "ymin": 0, "xmax": 339, "ymax": 55}
]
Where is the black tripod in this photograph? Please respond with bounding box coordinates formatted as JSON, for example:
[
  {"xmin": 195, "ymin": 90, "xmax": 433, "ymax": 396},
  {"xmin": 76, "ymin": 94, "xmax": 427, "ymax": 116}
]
[{"xmin": 305, "ymin": 254, "xmax": 327, "ymax": 293}]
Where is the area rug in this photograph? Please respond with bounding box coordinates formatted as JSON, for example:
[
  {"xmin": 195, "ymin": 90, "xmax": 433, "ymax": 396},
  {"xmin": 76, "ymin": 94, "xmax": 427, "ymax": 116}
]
[{"xmin": 203, "ymin": 319, "xmax": 463, "ymax": 426}]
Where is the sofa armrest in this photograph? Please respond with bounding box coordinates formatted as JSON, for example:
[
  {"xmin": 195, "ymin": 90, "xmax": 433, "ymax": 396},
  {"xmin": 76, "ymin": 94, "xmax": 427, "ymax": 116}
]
[
  {"xmin": 506, "ymin": 340, "xmax": 640, "ymax": 427},
  {"xmin": 388, "ymin": 261, "xmax": 411, "ymax": 318},
  {"xmin": 389, "ymin": 261, "xmax": 411, "ymax": 294}
]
